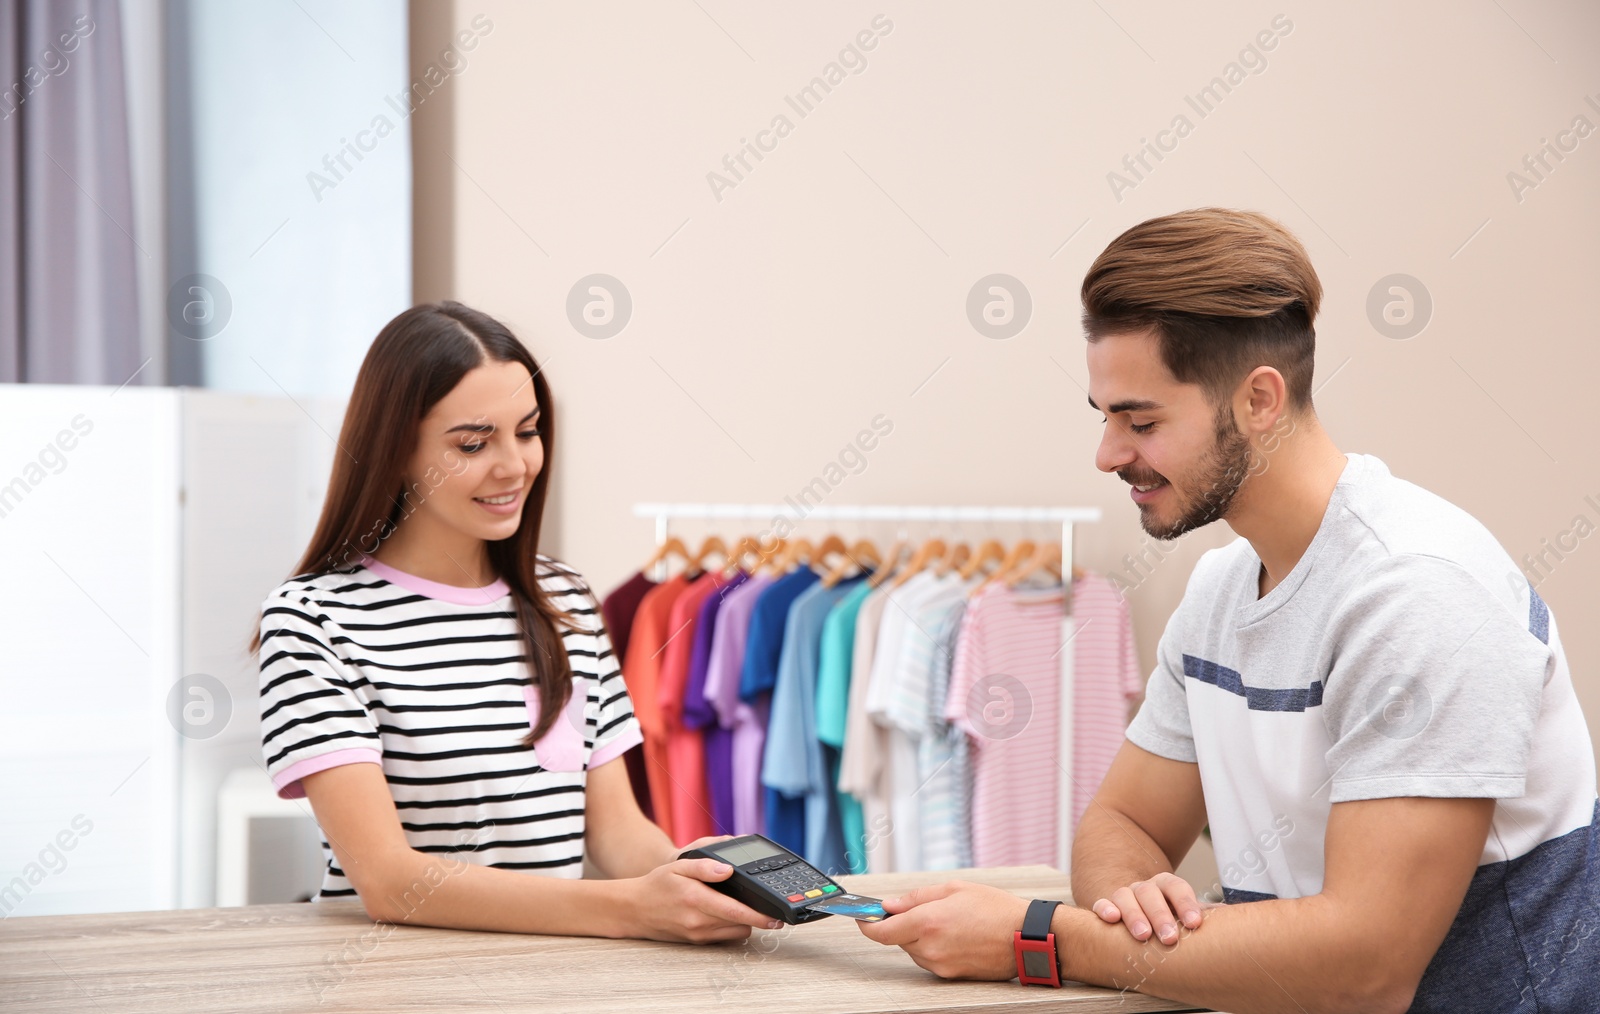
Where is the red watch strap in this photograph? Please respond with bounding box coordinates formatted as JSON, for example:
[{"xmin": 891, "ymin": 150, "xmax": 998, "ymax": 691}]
[{"xmin": 1015, "ymin": 899, "xmax": 1062, "ymax": 987}]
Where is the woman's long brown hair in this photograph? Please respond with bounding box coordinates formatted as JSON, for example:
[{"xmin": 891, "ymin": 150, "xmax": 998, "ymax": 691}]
[{"xmin": 253, "ymin": 301, "xmax": 573, "ymax": 744}]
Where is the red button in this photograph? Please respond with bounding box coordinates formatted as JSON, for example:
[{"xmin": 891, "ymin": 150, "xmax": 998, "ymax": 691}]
[{"xmin": 787, "ymin": 893, "xmax": 805, "ymax": 902}]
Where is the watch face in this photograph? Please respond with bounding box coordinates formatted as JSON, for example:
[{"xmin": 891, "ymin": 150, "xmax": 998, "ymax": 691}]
[{"xmin": 1022, "ymin": 950, "xmax": 1053, "ymax": 979}]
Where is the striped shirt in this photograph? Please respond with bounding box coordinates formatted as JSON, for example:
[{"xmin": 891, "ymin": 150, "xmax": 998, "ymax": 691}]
[
  {"xmin": 257, "ymin": 554, "xmax": 642, "ymax": 899},
  {"xmin": 868, "ymin": 570, "xmax": 972, "ymax": 872},
  {"xmin": 1066, "ymin": 573, "xmax": 1144, "ymax": 830},
  {"xmin": 881, "ymin": 572, "xmax": 978, "ymax": 872},
  {"xmin": 945, "ymin": 583, "xmax": 1066, "ymax": 867}
]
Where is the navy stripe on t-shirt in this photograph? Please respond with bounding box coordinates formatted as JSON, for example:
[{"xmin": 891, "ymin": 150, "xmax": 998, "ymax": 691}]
[{"xmin": 1182, "ymin": 654, "xmax": 1324, "ymax": 713}]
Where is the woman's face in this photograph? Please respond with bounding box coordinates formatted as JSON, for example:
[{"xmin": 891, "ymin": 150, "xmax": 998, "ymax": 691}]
[{"xmin": 399, "ymin": 358, "xmax": 544, "ymax": 551}]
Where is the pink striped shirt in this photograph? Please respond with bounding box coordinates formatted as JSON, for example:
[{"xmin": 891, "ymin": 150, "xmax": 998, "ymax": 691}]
[
  {"xmin": 945, "ymin": 574, "xmax": 1141, "ymax": 866},
  {"xmin": 1066, "ymin": 573, "xmax": 1144, "ymax": 830},
  {"xmin": 946, "ymin": 583, "xmax": 1066, "ymax": 867}
]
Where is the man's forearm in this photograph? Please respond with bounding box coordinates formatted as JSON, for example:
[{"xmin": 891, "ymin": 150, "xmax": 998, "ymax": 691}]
[
  {"xmin": 1070, "ymin": 801, "xmax": 1179, "ymax": 906},
  {"xmin": 1053, "ymin": 896, "xmax": 1414, "ymax": 1014}
]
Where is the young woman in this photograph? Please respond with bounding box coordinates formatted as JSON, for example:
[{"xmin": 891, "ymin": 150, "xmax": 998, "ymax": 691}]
[{"xmin": 255, "ymin": 301, "xmax": 774, "ymax": 942}]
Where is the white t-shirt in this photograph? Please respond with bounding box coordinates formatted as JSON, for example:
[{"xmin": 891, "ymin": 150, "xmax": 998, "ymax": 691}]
[
  {"xmin": 866, "ymin": 571, "xmax": 962, "ymax": 872},
  {"xmin": 1128, "ymin": 453, "xmax": 1597, "ymax": 1011},
  {"xmin": 258, "ymin": 554, "xmax": 642, "ymax": 899}
]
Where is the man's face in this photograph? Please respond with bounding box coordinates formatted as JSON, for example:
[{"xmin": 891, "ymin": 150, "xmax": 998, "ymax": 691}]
[{"xmin": 1087, "ymin": 329, "xmax": 1252, "ymax": 540}]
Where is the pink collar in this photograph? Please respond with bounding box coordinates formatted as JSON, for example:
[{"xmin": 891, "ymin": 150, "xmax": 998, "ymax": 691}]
[{"xmin": 359, "ymin": 554, "xmax": 510, "ymax": 604}]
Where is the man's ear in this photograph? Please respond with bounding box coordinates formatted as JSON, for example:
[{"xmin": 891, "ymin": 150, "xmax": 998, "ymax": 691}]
[{"xmin": 1237, "ymin": 366, "xmax": 1288, "ymax": 437}]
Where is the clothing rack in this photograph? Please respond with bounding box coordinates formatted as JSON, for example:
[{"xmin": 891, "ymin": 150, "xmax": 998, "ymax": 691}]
[{"xmin": 632, "ymin": 502, "xmax": 1103, "ymax": 874}]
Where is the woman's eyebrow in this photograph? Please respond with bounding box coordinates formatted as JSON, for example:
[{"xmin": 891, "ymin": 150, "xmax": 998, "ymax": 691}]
[{"xmin": 444, "ymin": 407, "xmax": 540, "ymax": 435}]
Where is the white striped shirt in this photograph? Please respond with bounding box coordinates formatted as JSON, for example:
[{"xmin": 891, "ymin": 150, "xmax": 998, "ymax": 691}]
[{"xmin": 258, "ymin": 554, "xmax": 642, "ymax": 899}]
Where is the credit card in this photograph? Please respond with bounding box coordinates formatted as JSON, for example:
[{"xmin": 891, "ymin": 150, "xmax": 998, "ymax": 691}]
[{"xmin": 805, "ymin": 893, "xmax": 887, "ymax": 922}]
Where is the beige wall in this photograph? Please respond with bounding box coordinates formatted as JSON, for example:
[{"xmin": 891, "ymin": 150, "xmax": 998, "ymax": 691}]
[{"xmin": 411, "ymin": 0, "xmax": 1600, "ymax": 790}]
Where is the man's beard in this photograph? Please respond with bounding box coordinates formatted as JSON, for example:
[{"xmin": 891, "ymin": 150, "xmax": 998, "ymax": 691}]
[{"xmin": 1136, "ymin": 406, "xmax": 1253, "ymax": 541}]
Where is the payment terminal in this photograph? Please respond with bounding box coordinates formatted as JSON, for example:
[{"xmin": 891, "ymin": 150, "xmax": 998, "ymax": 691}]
[{"xmin": 679, "ymin": 834, "xmax": 847, "ymax": 925}]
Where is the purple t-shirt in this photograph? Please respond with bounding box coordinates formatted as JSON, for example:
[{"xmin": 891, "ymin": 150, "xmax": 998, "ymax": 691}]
[
  {"xmin": 703, "ymin": 573, "xmax": 776, "ymax": 836},
  {"xmin": 683, "ymin": 571, "xmax": 749, "ymax": 836}
]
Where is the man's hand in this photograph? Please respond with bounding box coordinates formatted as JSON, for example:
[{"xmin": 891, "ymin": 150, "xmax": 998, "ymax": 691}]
[
  {"xmin": 1071, "ymin": 743, "xmax": 1209, "ymax": 943},
  {"xmin": 855, "ymin": 881, "xmax": 1030, "ymax": 980},
  {"xmin": 1090, "ymin": 870, "xmax": 1207, "ymax": 944}
]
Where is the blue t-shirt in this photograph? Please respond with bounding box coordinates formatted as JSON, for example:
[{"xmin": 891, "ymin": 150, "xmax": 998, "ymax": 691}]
[
  {"xmin": 763, "ymin": 576, "xmax": 867, "ymax": 875},
  {"xmin": 738, "ymin": 568, "xmax": 820, "ymax": 853},
  {"xmin": 739, "ymin": 568, "xmax": 820, "ymax": 701}
]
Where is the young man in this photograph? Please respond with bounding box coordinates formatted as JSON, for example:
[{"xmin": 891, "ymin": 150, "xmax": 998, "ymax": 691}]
[{"xmin": 858, "ymin": 209, "xmax": 1598, "ymax": 1013}]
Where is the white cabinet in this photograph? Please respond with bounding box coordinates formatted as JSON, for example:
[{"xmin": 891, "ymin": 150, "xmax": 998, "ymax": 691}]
[{"xmin": 0, "ymin": 385, "xmax": 342, "ymax": 915}]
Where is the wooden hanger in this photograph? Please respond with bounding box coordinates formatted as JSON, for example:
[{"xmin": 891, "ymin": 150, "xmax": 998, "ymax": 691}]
[
  {"xmin": 983, "ymin": 538, "xmax": 1036, "ymax": 586},
  {"xmin": 869, "ymin": 537, "xmax": 911, "ymax": 588},
  {"xmin": 891, "ymin": 536, "xmax": 947, "ymax": 588},
  {"xmin": 754, "ymin": 537, "xmax": 788, "ymax": 575},
  {"xmin": 642, "ymin": 535, "xmax": 691, "ymax": 578},
  {"xmin": 1005, "ymin": 542, "xmax": 1063, "ymax": 588},
  {"xmin": 688, "ymin": 535, "xmax": 728, "ymax": 574},
  {"xmin": 958, "ymin": 538, "xmax": 1007, "ymax": 581},
  {"xmin": 812, "ymin": 533, "xmax": 851, "ymax": 573},
  {"xmin": 821, "ymin": 538, "xmax": 882, "ymax": 588},
  {"xmin": 774, "ymin": 536, "xmax": 815, "ymax": 574},
  {"xmin": 971, "ymin": 538, "xmax": 1031, "ymax": 598},
  {"xmin": 935, "ymin": 541, "xmax": 972, "ymax": 577},
  {"xmin": 721, "ymin": 535, "xmax": 764, "ymax": 577},
  {"xmin": 848, "ymin": 538, "xmax": 882, "ymax": 571}
]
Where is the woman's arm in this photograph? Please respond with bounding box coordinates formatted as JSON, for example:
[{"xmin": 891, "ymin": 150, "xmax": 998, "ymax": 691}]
[
  {"xmin": 582, "ymin": 752, "xmax": 681, "ymax": 878},
  {"xmin": 300, "ymin": 763, "xmax": 777, "ymax": 941}
]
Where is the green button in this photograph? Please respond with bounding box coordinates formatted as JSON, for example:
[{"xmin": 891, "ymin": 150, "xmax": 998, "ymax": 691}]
[{"xmin": 823, "ymin": 885, "xmax": 838, "ymax": 893}]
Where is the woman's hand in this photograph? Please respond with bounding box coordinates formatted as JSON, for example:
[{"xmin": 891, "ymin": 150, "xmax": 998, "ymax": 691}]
[
  {"xmin": 677, "ymin": 834, "xmax": 734, "ymax": 856},
  {"xmin": 656, "ymin": 833, "xmax": 735, "ymax": 872},
  {"xmin": 624, "ymin": 856, "xmax": 781, "ymax": 943}
]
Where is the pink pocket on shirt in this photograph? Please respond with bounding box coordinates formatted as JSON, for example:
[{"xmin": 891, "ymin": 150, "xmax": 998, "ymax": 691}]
[{"xmin": 524, "ymin": 678, "xmax": 589, "ymax": 772}]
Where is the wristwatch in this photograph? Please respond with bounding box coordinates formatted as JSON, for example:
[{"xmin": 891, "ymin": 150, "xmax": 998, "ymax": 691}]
[{"xmin": 1014, "ymin": 898, "xmax": 1062, "ymax": 987}]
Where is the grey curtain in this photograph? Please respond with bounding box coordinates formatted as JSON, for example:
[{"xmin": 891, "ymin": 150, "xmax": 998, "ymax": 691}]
[{"xmin": 0, "ymin": 0, "xmax": 141, "ymax": 385}]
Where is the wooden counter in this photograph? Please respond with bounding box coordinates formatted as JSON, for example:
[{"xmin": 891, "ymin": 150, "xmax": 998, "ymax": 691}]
[{"xmin": 0, "ymin": 865, "xmax": 1208, "ymax": 1012}]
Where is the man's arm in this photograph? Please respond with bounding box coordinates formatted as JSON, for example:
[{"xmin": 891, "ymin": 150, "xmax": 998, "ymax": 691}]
[
  {"xmin": 861, "ymin": 794, "xmax": 1494, "ymax": 1014},
  {"xmin": 1073, "ymin": 740, "xmax": 1209, "ymax": 942}
]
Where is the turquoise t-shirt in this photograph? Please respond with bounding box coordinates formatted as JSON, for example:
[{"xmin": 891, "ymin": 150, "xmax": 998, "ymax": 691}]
[{"xmin": 815, "ymin": 579, "xmax": 875, "ymax": 874}]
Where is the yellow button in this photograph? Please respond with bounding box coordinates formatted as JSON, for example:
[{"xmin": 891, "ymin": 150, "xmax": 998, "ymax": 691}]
[{"xmin": 805, "ymin": 889, "xmax": 823, "ymax": 898}]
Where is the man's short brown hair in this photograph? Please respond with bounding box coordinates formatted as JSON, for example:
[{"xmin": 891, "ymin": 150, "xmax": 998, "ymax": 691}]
[{"xmin": 1081, "ymin": 208, "xmax": 1322, "ymax": 410}]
